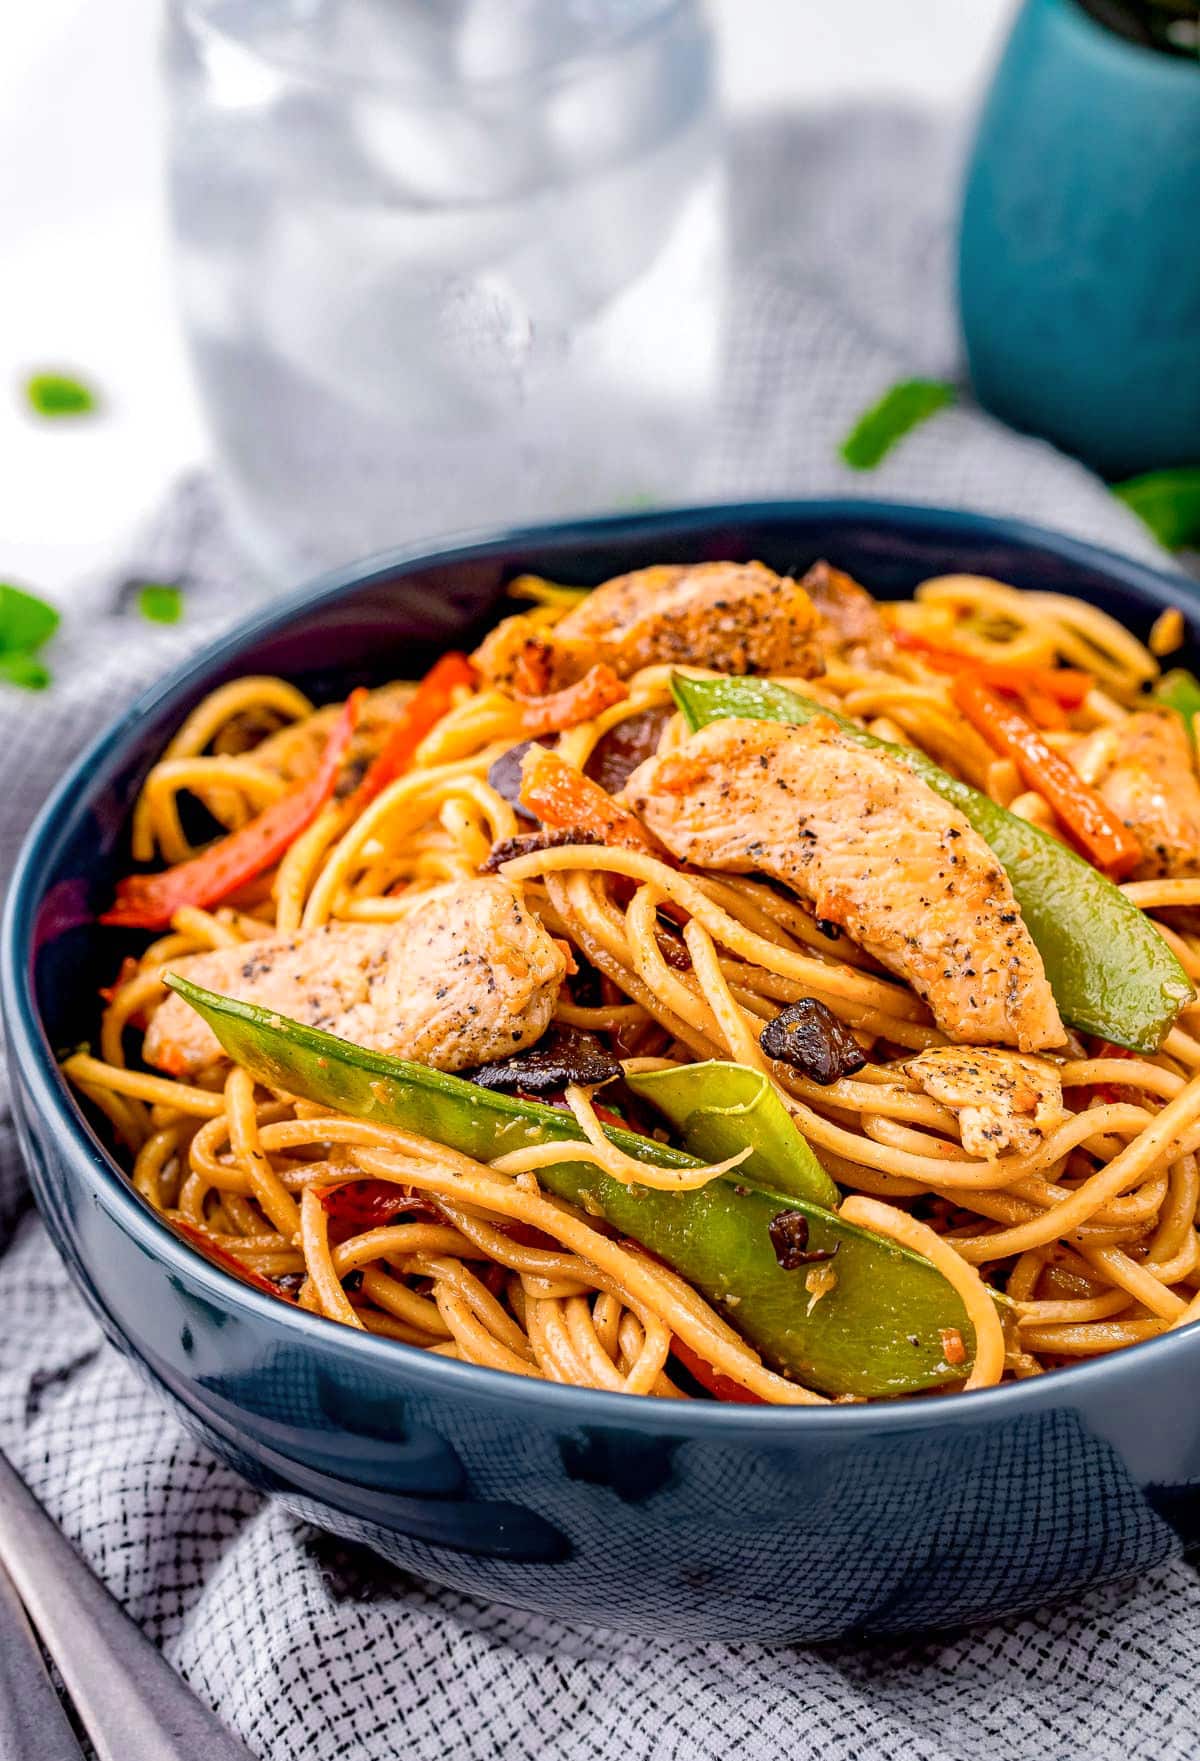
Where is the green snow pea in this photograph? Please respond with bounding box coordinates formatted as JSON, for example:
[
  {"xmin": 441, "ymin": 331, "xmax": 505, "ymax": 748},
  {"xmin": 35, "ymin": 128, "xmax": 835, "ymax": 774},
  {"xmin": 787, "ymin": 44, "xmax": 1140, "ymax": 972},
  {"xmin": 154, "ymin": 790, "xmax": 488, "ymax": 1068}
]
[
  {"xmin": 1155, "ymin": 669, "xmax": 1200, "ymax": 749},
  {"xmin": 164, "ymin": 975, "xmax": 974, "ymax": 1398},
  {"xmin": 670, "ymin": 673, "xmax": 1192, "ymax": 1054},
  {"xmin": 624, "ymin": 1059, "xmax": 837, "ymax": 1209}
]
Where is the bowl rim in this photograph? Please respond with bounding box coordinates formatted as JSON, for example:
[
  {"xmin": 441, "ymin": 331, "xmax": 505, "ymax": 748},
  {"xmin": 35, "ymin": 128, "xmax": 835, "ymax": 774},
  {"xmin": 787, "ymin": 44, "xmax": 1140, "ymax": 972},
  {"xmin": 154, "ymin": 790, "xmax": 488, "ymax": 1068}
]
[{"xmin": 6, "ymin": 494, "xmax": 1200, "ymax": 1438}]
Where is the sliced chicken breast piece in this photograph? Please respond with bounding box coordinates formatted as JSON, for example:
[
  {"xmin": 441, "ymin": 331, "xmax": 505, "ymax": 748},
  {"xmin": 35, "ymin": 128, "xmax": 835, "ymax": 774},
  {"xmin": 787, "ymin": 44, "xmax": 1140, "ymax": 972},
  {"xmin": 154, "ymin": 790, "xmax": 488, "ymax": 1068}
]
[
  {"xmin": 623, "ymin": 717, "xmax": 1065, "ymax": 1053},
  {"xmin": 904, "ymin": 1046, "xmax": 1067, "ymax": 1160},
  {"xmin": 1071, "ymin": 711, "xmax": 1200, "ymax": 882},
  {"xmin": 143, "ymin": 877, "xmax": 567, "ymax": 1077},
  {"xmin": 471, "ymin": 615, "xmax": 581, "ymax": 697},
  {"xmin": 554, "ymin": 561, "xmax": 825, "ymax": 679},
  {"xmin": 474, "ymin": 561, "xmax": 824, "ymax": 690}
]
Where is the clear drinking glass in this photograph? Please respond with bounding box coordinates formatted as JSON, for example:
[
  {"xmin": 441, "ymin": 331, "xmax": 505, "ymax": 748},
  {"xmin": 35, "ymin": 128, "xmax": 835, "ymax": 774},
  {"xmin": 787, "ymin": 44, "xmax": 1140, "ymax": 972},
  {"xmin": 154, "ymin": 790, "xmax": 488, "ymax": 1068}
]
[{"xmin": 165, "ymin": 0, "xmax": 723, "ymax": 579}]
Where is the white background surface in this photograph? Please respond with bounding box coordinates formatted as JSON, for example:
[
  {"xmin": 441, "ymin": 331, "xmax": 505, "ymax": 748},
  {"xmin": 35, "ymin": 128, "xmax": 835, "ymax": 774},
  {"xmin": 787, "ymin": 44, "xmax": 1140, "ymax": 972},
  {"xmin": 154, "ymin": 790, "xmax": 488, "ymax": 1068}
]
[{"xmin": 0, "ymin": 0, "xmax": 1017, "ymax": 601}]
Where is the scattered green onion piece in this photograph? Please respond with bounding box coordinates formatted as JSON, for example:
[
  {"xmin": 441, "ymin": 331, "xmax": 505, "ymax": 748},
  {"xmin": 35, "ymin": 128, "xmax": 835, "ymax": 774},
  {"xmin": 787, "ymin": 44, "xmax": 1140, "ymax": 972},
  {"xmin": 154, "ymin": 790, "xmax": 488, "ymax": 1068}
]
[
  {"xmin": 839, "ymin": 379, "xmax": 956, "ymax": 471},
  {"xmin": 24, "ymin": 371, "xmax": 98, "ymax": 417},
  {"xmin": 0, "ymin": 583, "xmax": 59, "ymax": 654},
  {"xmin": 0, "ymin": 653, "xmax": 50, "ymax": 691},
  {"xmin": 0, "ymin": 582, "xmax": 60, "ymax": 691},
  {"xmin": 1113, "ymin": 468, "xmax": 1200, "ymax": 552},
  {"xmin": 136, "ymin": 585, "xmax": 184, "ymax": 625}
]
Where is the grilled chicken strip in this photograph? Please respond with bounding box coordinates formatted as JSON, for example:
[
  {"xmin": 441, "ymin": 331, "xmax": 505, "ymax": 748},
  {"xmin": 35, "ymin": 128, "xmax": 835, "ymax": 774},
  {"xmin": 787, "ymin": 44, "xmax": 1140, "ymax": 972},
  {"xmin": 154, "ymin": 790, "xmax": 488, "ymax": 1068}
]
[
  {"xmin": 473, "ymin": 561, "xmax": 824, "ymax": 691},
  {"xmin": 143, "ymin": 877, "xmax": 567, "ymax": 1077},
  {"xmin": 904, "ymin": 1046, "xmax": 1067, "ymax": 1160},
  {"xmin": 1070, "ymin": 711, "xmax": 1200, "ymax": 883},
  {"xmin": 623, "ymin": 717, "xmax": 1065, "ymax": 1053}
]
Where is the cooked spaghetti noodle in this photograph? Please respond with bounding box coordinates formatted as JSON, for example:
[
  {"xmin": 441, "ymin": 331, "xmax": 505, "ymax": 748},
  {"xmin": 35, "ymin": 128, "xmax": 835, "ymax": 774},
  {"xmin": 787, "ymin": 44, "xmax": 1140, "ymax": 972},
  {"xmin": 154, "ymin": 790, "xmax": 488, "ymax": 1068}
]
[{"xmin": 68, "ymin": 558, "xmax": 1200, "ymax": 1404}]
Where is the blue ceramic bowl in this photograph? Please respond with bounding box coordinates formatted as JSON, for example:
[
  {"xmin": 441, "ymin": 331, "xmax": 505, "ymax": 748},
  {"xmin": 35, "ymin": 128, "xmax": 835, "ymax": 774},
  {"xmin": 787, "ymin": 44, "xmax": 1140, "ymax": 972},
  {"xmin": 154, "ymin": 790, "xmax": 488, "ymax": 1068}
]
[{"xmin": 6, "ymin": 501, "xmax": 1200, "ymax": 1642}]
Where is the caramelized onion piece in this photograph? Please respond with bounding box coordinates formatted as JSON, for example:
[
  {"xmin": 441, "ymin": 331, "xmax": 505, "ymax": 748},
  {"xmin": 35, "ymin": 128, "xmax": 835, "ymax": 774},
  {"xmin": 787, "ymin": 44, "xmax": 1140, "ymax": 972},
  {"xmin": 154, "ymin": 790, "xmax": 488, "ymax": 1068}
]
[
  {"xmin": 585, "ymin": 706, "xmax": 672, "ymax": 796},
  {"xmin": 467, "ymin": 1025, "xmax": 621, "ymax": 1095},
  {"xmin": 759, "ymin": 998, "xmax": 867, "ymax": 1084},
  {"xmin": 482, "ymin": 827, "xmax": 600, "ymax": 872},
  {"xmin": 767, "ymin": 1210, "xmax": 840, "ymax": 1270},
  {"xmin": 486, "ymin": 739, "xmax": 550, "ymax": 823}
]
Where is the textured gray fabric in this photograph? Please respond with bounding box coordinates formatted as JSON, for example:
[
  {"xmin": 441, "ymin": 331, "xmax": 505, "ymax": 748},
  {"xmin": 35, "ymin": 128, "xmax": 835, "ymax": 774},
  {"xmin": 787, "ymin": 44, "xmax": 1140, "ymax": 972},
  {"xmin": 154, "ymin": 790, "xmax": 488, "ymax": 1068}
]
[{"xmin": 0, "ymin": 105, "xmax": 1193, "ymax": 1760}]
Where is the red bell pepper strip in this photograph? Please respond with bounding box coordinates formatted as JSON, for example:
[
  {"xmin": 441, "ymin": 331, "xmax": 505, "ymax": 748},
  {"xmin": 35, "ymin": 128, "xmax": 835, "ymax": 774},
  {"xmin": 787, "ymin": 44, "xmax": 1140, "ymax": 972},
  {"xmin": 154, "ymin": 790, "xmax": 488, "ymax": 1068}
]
[
  {"xmin": 1086, "ymin": 1039, "xmax": 1137, "ymax": 1105},
  {"xmin": 952, "ymin": 676, "xmax": 1143, "ymax": 879},
  {"xmin": 321, "ymin": 1185, "xmax": 435, "ymax": 1245},
  {"xmin": 99, "ymin": 956, "xmax": 152, "ymax": 1030},
  {"xmin": 98, "ymin": 955, "xmax": 141, "ymax": 1005},
  {"xmin": 479, "ymin": 1262, "xmax": 509, "ymax": 1297},
  {"xmin": 893, "ymin": 630, "xmax": 1092, "ymax": 708},
  {"xmin": 1091, "ymin": 1039, "xmax": 1135, "ymax": 1062},
  {"xmin": 535, "ymin": 1091, "xmax": 628, "ymax": 1133},
  {"xmin": 174, "ymin": 1220, "xmax": 298, "ymax": 1302},
  {"xmin": 487, "ymin": 1216, "xmax": 566, "ymax": 1252},
  {"xmin": 101, "ymin": 688, "xmax": 366, "ymax": 930},
  {"xmin": 518, "ymin": 744, "xmax": 665, "ymax": 855},
  {"xmin": 349, "ymin": 652, "xmax": 474, "ymax": 811},
  {"xmin": 670, "ymin": 1337, "xmax": 766, "ymax": 1404},
  {"xmin": 319, "ymin": 1180, "xmax": 434, "ymax": 1235},
  {"xmin": 621, "ymin": 1240, "xmax": 767, "ymax": 1403}
]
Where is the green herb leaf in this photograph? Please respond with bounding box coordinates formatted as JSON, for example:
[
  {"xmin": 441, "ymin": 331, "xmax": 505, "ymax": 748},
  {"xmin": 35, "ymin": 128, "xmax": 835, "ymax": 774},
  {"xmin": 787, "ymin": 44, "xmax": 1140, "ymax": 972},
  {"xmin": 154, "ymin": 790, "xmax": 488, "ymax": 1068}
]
[
  {"xmin": 136, "ymin": 584, "xmax": 184, "ymax": 625},
  {"xmin": 24, "ymin": 371, "xmax": 98, "ymax": 417},
  {"xmin": 839, "ymin": 378, "xmax": 956, "ymax": 471},
  {"xmin": 0, "ymin": 652, "xmax": 51, "ymax": 691},
  {"xmin": 1113, "ymin": 468, "xmax": 1200, "ymax": 552},
  {"xmin": 0, "ymin": 582, "xmax": 58, "ymax": 690},
  {"xmin": 0, "ymin": 583, "xmax": 59, "ymax": 656}
]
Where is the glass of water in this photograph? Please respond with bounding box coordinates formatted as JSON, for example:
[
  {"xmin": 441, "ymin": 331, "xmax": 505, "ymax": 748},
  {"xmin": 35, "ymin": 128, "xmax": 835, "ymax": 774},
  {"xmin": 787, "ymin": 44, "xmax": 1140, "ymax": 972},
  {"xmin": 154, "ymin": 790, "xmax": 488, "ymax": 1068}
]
[{"xmin": 165, "ymin": 0, "xmax": 723, "ymax": 579}]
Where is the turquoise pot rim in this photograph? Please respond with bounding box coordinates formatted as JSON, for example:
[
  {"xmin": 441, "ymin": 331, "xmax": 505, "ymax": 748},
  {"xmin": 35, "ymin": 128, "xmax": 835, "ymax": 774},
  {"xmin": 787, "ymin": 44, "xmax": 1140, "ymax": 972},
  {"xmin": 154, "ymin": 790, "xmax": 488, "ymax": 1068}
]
[{"xmin": 4, "ymin": 497, "xmax": 1199, "ymax": 1437}]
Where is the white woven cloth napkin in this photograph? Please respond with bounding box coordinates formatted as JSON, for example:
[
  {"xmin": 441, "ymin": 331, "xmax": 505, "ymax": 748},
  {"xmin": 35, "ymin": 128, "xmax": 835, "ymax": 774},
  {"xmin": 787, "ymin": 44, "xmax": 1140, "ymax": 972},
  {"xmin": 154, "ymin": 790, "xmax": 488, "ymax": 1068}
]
[{"xmin": 2, "ymin": 105, "xmax": 1197, "ymax": 1761}]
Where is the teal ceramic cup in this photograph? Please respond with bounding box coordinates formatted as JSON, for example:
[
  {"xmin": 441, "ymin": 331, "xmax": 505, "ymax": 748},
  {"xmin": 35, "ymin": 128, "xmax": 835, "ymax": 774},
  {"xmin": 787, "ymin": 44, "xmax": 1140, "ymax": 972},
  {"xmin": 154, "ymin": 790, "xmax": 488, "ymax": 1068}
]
[{"xmin": 959, "ymin": 0, "xmax": 1200, "ymax": 478}]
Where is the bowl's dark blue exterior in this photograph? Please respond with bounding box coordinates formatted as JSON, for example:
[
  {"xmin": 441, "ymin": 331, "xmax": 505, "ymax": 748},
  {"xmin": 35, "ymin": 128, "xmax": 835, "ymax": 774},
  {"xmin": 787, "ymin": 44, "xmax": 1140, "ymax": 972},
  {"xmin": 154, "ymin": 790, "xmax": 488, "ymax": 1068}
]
[{"xmin": 7, "ymin": 501, "xmax": 1200, "ymax": 1641}]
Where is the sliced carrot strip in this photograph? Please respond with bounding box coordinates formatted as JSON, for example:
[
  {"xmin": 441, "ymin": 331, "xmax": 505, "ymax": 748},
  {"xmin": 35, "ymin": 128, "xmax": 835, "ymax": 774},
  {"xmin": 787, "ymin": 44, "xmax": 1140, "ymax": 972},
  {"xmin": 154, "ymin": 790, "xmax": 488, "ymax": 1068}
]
[
  {"xmin": 518, "ymin": 745, "xmax": 663, "ymax": 855},
  {"xmin": 952, "ymin": 676, "xmax": 1142, "ymax": 879},
  {"xmin": 1016, "ymin": 684, "xmax": 1068, "ymax": 730},
  {"xmin": 519, "ymin": 664, "xmax": 628, "ymax": 737},
  {"xmin": 893, "ymin": 630, "xmax": 1091, "ymax": 707}
]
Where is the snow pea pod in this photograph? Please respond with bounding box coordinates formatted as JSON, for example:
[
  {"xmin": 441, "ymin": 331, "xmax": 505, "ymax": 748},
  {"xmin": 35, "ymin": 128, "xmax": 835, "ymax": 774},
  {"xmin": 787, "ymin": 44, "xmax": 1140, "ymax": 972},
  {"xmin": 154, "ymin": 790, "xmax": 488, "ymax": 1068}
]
[
  {"xmin": 671, "ymin": 673, "xmax": 1191, "ymax": 1053},
  {"xmin": 1156, "ymin": 669, "xmax": 1200, "ymax": 749},
  {"xmin": 164, "ymin": 975, "xmax": 974, "ymax": 1398},
  {"xmin": 624, "ymin": 1059, "xmax": 838, "ymax": 1209}
]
